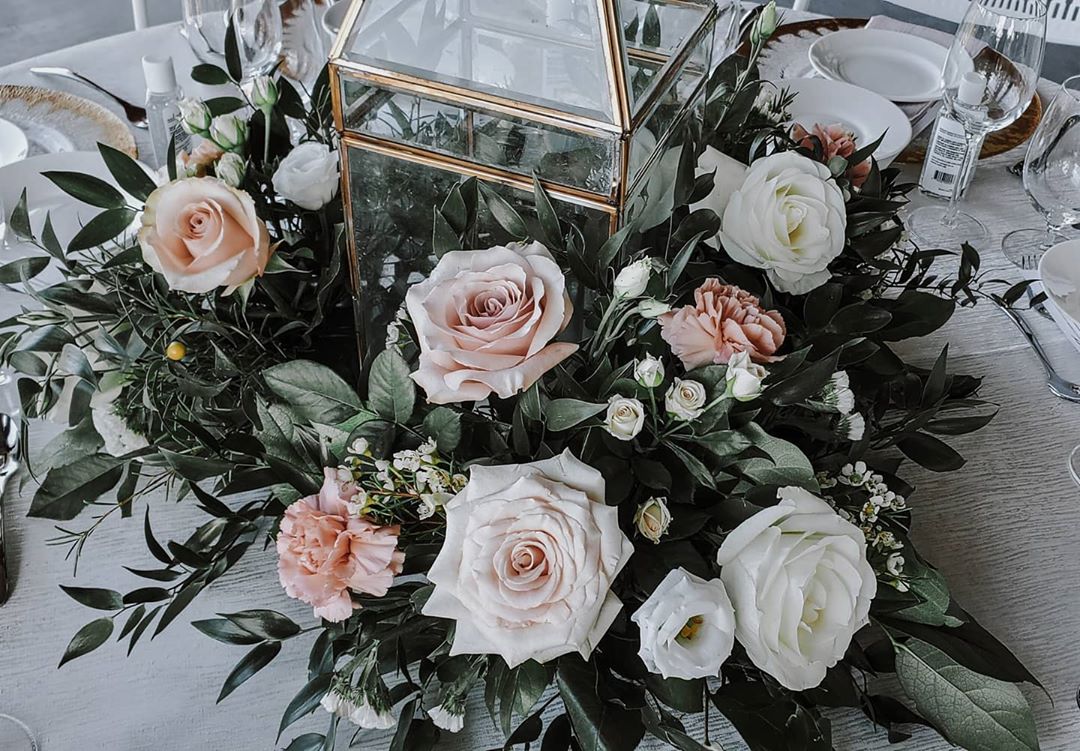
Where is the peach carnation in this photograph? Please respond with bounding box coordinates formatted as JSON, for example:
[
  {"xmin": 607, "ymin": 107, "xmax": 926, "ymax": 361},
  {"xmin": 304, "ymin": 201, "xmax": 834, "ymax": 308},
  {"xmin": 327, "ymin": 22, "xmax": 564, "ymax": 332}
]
[
  {"xmin": 792, "ymin": 122, "xmax": 871, "ymax": 188},
  {"xmin": 659, "ymin": 279, "xmax": 785, "ymax": 370},
  {"xmin": 277, "ymin": 469, "xmax": 404, "ymax": 622}
]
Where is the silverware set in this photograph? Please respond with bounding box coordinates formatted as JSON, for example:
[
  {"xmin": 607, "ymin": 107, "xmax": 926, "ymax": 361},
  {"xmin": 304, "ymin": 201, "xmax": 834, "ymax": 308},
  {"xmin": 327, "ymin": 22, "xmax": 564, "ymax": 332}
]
[
  {"xmin": 29, "ymin": 66, "xmax": 148, "ymax": 129},
  {"xmin": 0, "ymin": 412, "xmax": 19, "ymax": 606}
]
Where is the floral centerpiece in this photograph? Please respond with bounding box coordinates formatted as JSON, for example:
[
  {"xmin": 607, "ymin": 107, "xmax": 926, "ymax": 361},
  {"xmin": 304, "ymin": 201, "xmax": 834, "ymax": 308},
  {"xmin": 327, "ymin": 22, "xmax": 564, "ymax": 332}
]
[{"xmin": 0, "ymin": 8, "xmax": 1043, "ymax": 751}]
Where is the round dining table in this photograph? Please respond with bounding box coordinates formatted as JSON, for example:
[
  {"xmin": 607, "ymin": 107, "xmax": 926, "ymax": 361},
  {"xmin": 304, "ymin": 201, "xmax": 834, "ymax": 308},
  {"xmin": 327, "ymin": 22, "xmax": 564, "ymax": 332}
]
[{"xmin": 0, "ymin": 15, "xmax": 1078, "ymax": 751}]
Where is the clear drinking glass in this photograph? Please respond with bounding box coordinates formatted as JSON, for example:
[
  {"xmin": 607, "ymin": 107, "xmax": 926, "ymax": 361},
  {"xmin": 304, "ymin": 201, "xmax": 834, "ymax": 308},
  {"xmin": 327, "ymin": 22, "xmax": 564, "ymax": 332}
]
[
  {"xmin": 1002, "ymin": 75, "xmax": 1080, "ymax": 271},
  {"xmin": 907, "ymin": 0, "xmax": 1047, "ymax": 246},
  {"xmin": 0, "ymin": 715, "xmax": 38, "ymax": 750},
  {"xmin": 181, "ymin": 0, "xmax": 283, "ymax": 82}
]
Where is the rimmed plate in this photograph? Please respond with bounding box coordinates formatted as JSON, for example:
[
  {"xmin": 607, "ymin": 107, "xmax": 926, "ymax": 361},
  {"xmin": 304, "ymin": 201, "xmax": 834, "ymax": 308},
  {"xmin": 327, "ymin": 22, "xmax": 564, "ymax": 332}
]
[
  {"xmin": 781, "ymin": 78, "xmax": 912, "ymax": 167},
  {"xmin": 808, "ymin": 28, "xmax": 951, "ymax": 103},
  {"xmin": 0, "ymin": 117, "xmax": 29, "ymax": 168},
  {"xmin": 0, "ymin": 85, "xmax": 136, "ymax": 159}
]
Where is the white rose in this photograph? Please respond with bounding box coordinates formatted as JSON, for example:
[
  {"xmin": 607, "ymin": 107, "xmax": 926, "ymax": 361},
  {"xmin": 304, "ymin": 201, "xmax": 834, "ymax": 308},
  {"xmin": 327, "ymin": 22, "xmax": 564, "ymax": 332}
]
[
  {"xmin": 272, "ymin": 141, "xmax": 340, "ymax": 211},
  {"xmin": 614, "ymin": 258, "xmax": 653, "ymax": 298},
  {"xmin": 209, "ymin": 114, "xmax": 248, "ymax": 152},
  {"xmin": 690, "ymin": 146, "xmax": 748, "ymax": 221},
  {"xmin": 178, "ymin": 98, "xmax": 211, "ymax": 135},
  {"xmin": 716, "ymin": 486, "xmax": 876, "ymax": 690},
  {"xmin": 634, "ymin": 354, "xmax": 665, "ymax": 389},
  {"xmin": 665, "ymin": 378, "xmax": 707, "ymax": 421},
  {"xmin": 633, "ymin": 496, "xmax": 671, "ymax": 543},
  {"xmin": 215, "ymin": 152, "xmax": 246, "ymax": 188},
  {"xmin": 719, "ymin": 152, "xmax": 847, "ymax": 295},
  {"xmin": 249, "ymin": 75, "xmax": 279, "ymax": 110},
  {"xmin": 725, "ymin": 350, "xmax": 767, "ymax": 401},
  {"xmin": 632, "ymin": 568, "xmax": 736, "ymax": 680},
  {"xmin": 604, "ymin": 396, "xmax": 645, "ymax": 441},
  {"xmin": 422, "ymin": 450, "xmax": 634, "ymax": 666}
]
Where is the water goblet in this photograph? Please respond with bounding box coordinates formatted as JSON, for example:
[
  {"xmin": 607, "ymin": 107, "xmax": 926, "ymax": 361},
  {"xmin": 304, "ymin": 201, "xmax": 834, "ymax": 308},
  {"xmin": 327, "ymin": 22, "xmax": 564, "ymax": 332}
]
[
  {"xmin": 0, "ymin": 714, "xmax": 38, "ymax": 750},
  {"xmin": 182, "ymin": 0, "xmax": 283, "ymax": 82}
]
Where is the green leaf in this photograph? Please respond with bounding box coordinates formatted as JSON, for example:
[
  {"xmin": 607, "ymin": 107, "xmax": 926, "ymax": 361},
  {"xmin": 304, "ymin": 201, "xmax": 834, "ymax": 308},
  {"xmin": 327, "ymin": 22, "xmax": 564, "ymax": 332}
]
[
  {"xmin": 0, "ymin": 256, "xmax": 49, "ymax": 284},
  {"xmin": 60, "ymin": 585, "xmax": 122, "ymax": 611},
  {"xmin": 28, "ymin": 454, "xmax": 125, "ymax": 520},
  {"xmin": 432, "ymin": 207, "xmax": 461, "ymax": 258},
  {"xmin": 59, "ymin": 617, "xmax": 114, "ymax": 667},
  {"xmin": 667, "ymin": 231, "xmax": 706, "ymax": 288},
  {"xmin": 143, "ymin": 508, "xmax": 172, "ymax": 565},
  {"xmin": 764, "ymin": 349, "xmax": 841, "ymax": 406},
  {"xmin": 160, "ymin": 449, "xmax": 233, "ymax": 482},
  {"xmin": 99, "ymin": 143, "xmax": 157, "ymax": 202},
  {"xmin": 278, "ymin": 672, "xmax": 333, "ymax": 739},
  {"xmin": 224, "ymin": 14, "xmax": 242, "ymax": 81},
  {"xmin": 68, "ymin": 208, "xmax": 136, "ymax": 251},
  {"xmin": 204, "ymin": 96, "xmax": 245, "ymax": 115},
  {"xmin": 890, "ymin": 557, "xmax": 950, "ymax": 626},
  {"xmin": 533, "ymin": 176, "xmax": 563, "ymax": 251},
  {"xmin": 557, "ymin": 657, "xmax": 645, "ymax": 751},
  {"xmin": 478, "ymin": 182, "xmax": 528, "ymax": 239},
  {"xmin": 153, "ymin": 581, "xmax": 205, "ymax": 637},
  {"xmin": 118, "ymin": 604, "xmax": 146, "ymax": 640},
  {"xmin": 8, "ymin": 188, "xmax": 31, "ymax": 239},
  {"xmin": 264, "ymin": 360, "xmax": 363, "ymax": 424},
  {"xmin": 423, "ymin": 407, "xmax": 462, "ymax": 454},
  {"xmin": 544, "ymin": 399, "xmax": 607, "ymax": 431},
  {"xmin": 737, "ymin": 423, "xmax": 817, "ymax": 488},
  {"xmin": 41, "ymin": 212, "xmax": 63, "ymax": 260},
  {"xmin": 894, "ymin": 637, "xmax": 1039, "ymax": 751},
  {"xmin": 897, "ymin": 432, "xmax": 965, "ymax": 472},
  {"xmin": 284, "ymin": 734, "xmax": 325, "ymax": 751},
  {"xmin": 41, "ymin": 170, "xmax": 125, "ymax": 208},
  {"xmin": 645, "ymin": 675, "xmax": 703, "ymax": 713},
  {"xmin": 192, "ymin": 618, "xmax": 264, "ymax": 645},
  {"xmin": 598, "ymin": 220, "xmax": 638, "ymax": 270},
  {"xmin": 123, "ymin": 587, "xmax": 170, "ymax": 604},
  {"xmin": 665, "ymin": 441, "xmax": 717, "ymax": 490},
  {"xmin": 218, "ymin": 641, "xmax": 282, "ymax": 703},
  {"xmin": 191, "ymin": 63, "xmax": 231, "ymax": 85},
  {"xmin": 498, "ymin": 660, "xmax": 553, "ymax": 734},
  {"xmin": 368, "ymin": 348, "xmax": 416, "ymax": 423},
  {"xmin": 711, "ymin": 682, "xmax": 831, "ymax": 751},
  {"xmin": 642, "ymin": 3, "xmax": 661, "ymax": 46},
  {"xmin": 223, "ymin": 609, "xmax": 301, "ymax": 640}
]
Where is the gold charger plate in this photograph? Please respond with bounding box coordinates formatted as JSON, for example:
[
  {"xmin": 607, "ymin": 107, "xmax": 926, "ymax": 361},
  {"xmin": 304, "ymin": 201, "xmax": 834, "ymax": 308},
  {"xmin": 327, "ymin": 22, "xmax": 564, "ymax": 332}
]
[
  {"xmin": 0, "ymin": 85, "xmax": 137, "ymax": 159},
  {"xmin": 737, "ymin": 17, "xmax": 1042, "ymax": 163}
]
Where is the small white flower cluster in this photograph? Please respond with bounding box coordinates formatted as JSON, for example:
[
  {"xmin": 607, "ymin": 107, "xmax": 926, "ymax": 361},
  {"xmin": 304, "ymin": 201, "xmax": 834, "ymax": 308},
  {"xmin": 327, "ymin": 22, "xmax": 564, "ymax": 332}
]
[
  {"xmin": 321, "ymin": 684, "xmax": 394, "ymax": 730},
  {"xmin": 384, "ymin": 305, "xmax": 410, "ymax": 350},
  {"xmin": 343, "ymin": 437, "xmax": 466, "ymax": 520},
  {"xmin": 427, "ymin": 701, "xmax": 465, "ymax": 733}
]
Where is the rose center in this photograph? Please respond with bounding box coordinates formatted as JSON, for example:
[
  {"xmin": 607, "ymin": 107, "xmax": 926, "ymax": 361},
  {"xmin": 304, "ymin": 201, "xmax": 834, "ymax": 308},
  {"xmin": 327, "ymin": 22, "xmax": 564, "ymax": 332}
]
[
  {"xmin": 676, "ymin": 615, "xmax": 705, "ymax": 643},
  {"xmin": 510, "ymin": 542, "xmax": 546, "ymax": 574}
]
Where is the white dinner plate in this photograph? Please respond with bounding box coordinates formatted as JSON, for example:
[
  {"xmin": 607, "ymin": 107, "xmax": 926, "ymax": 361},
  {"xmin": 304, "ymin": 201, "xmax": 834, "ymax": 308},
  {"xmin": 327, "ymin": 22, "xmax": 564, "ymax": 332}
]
[
  {"xmin": 0, "ymin": 117, "xmax": 29, "ymax": 168},
  {"xmin": 809, "ymin": 28, "xmax": 950, "ymax": 103},
  {"xmin": 782, "ymin": 78, "xmax": 912, "ymax": 167},
  {"xmin": 0, "ymin": 85, "xmax": 136, "ymax": 159}
]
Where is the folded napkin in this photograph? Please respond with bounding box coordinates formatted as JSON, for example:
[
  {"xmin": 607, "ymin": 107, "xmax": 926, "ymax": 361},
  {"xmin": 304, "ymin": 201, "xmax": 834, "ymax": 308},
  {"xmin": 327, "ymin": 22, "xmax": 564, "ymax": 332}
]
[{"xmin": 864, "ymin": 15, "xmax": 953, "ymax": 135}]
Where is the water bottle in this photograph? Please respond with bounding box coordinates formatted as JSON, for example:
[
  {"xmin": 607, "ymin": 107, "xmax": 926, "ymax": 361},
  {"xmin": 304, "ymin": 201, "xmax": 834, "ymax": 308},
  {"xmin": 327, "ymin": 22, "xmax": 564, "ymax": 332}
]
[
  {"xmin": 141, "ymin": 55, "xmax": 190, "ymax": 166},
  {"xmin": 918, "ymin": 72, "xmax": 987, "ymax": 200}
]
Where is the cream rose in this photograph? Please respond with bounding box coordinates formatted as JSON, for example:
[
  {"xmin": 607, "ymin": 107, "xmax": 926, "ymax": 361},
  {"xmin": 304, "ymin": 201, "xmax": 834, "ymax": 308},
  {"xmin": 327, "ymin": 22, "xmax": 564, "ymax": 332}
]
[
  {"xmin": 665, "ymin": 378, "xmax": 707, "ymax": 421},
  {"xmin": 725, "ymin": 351, "xmax": 767, "ymax": 401},
  {"xmin": 272, "ymin": 141, "xmax": 340, "ymax": 211},
  {"xmin": 138, "ymin": 177, "xmax": 272, "ymax": 294},
  {"xmin": 633, "ymin": 497, "xmax": 671, "ymax": 543},
  {"xmin": 406, "ymin": 242, "xmax": 578, "ymax": 404},
  {"xmin": 605, "ymin": 396, "xmax": 645, "ymax": 441},
  {"xmin": 632, "ymin": 568, "xmax": 736, "ymax": 680},
  {"xmin": 634, "ymin": 354, "xmax": 665, "ymax": 389},
  {"xmin": 716, "ymin": 486, "xmax": 876, "ymax": 690},
  {"xmin": 422, "ymin": 450, "xmax": 634, "ymax": 666},
  {"xmin": 719, "ymin": 152, "xmax": 847, "ymax": 295}
]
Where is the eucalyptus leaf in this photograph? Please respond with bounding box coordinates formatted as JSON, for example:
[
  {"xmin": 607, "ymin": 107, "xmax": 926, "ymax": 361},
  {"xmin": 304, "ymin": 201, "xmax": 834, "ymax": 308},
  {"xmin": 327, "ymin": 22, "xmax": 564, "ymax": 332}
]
[
  {"xmin": 368, "ymin": 348, "xmax": 416, "ymax": 424},
  {"xmin": 423, "ymin": 407, "xmax": 462, "ymax": 454},
  {"xmin": 59, "ymin": 617, "xmax": 114, "ymax": 667},
  {"xmin": 264, "ymin": 360, "xmax": 363, "ymax": 423},
  {"xmin": 59, "ymin": 585, "xmax": 122, "ymax": 611}
]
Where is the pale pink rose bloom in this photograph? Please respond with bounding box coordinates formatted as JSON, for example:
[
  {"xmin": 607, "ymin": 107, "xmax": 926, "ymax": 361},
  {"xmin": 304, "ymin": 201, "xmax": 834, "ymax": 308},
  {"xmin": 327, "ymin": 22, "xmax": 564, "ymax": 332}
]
[
  {"xmin": 138, "ymin": 177, "xmax": 272, "ymax": 294},
  {"xmin": 177, "ymin": 140, "xmax": 225, "ymax": 177},
  {"xmin": 659, "ymin": 279, "xmax": 785, "ymax": 370},
  {"xmin": 277, "ymin": 469, "xmax": 404, "ymax": 622},
  {"xmin": 406, "ymin": 241, "xmax": 578, "ymax": 404},
  {"xmin": 422, "ymin": 450, "xmax": 634, "ymax": 667},
  {"xmin": 792, "ymin": 122, "xmax": 871, "ymax": 188}
]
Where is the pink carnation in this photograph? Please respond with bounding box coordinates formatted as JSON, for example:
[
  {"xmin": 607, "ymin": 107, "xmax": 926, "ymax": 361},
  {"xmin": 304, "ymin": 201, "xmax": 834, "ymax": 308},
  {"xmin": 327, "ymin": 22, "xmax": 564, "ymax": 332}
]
[
  {"xmin": 277, "ymin": 469, "xmax": 404, "ymax": 622},
  {"xmin": 659, "ymin": 279, "xmax": 786, "ymax": 370},
  {"xmin": 792, "ymin": 122, "xmax": 871, "ymax": 188}
]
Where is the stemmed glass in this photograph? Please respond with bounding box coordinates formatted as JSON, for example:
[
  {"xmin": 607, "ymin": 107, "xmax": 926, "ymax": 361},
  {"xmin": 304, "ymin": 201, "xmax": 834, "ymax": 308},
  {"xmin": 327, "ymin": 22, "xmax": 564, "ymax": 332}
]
[
  {"xmin": 907, "ymin": 0, "xmax": 1047, "ymax": 246},
  {"xmin": 181, "ymin": 0, "xmax": 283, "ymax": 82},
  {"xmin": 1002, "ymin": 75, "xmax": 1080, "ymax": 271}
]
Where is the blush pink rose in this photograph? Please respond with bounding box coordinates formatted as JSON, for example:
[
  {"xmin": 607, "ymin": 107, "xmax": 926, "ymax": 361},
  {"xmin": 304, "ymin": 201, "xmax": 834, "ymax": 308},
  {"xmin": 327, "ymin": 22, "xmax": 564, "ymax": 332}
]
[
  {"xmin": 277, "ymin": 469, "xmax": 404, "ymax": 622},
  {"xmin": 659, "ymin": 279, "xmax": 785, "ymax": 370},
  {"xmin": 792, "ymin": 122, "xmax": 871, "ymax": 188},
  {"xmin": 177, "ymin": 140, "xmax": 225, "ymax": 177},
  {"xmin": 405, "ymin": 241, "xmax": 578, "ymax": 404},
  {"xmin": 138, "ymin": 177, "xmax": 272, "ymax": 295}
]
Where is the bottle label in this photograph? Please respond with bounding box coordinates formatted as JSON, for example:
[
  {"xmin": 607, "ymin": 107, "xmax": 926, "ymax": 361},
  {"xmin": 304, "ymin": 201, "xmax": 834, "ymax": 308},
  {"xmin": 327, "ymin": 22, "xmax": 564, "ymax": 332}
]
[{"xmin": 919, "ymin": 114, "xmax": 968, "ymax": 199}]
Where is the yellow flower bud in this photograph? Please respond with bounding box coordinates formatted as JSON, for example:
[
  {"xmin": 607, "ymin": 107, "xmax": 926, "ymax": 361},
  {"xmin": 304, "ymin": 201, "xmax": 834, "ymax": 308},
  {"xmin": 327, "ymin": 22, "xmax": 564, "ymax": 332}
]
[{"xmin": 165, "ymin": 341, "xmax": 187, "ymax": 361}]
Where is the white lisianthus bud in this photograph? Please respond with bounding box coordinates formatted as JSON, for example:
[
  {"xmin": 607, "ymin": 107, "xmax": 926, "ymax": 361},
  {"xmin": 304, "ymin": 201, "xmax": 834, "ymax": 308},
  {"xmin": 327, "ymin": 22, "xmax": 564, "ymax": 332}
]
[
  {"xmin": 604, "ymin": 395, "xmax": 645, "ymax": 441},
  {"xmin": 272, "ymin": 141, "xmax": 340, "ymax": 210},
  {"xmin": 724, "ymin": 351, "xmax": 767, "ymax": 401},
  {"xmin": 178, "ymin": 98, "xmax": 212, "ymax": 135},
  {"xmin": 636, "ymin": 298, "xmax": 671, "ymax": 318},
  {"xmin": 751, "ymin": 1, "xmax": 778, "ymax": 45},
  {"xmin": 634, "ymin": 497, "xmax": 671, "ymax": 543},
  {"xmin": 614, "ymin": 258, "xmax": 654, "ymax": 298},
  {"xmin": 209, "ymin": 114, "xmax": 248, "ymax": 151},
  {"xmin": 634, "ymin": 354, "xmax": 665, "ymax": 389},
  {"xmin": 249, "ymin": 75, "xmax": 279, "ymax": 110},
  {"xmin": 665, "ymin": 378, "xmax": 707, "ymax": 421},
  {"xmin": 215, "ymin": 152, "xmax": 246, "ymax": 188},
  {"xmin": 427, "ymin": 704, "xmax": 465, "ymax": 733}
]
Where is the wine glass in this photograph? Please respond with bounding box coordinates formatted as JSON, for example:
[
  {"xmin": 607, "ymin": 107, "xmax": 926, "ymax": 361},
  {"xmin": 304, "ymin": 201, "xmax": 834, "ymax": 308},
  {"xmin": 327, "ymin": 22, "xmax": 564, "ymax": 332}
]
[
  {"xmin": 1002, "ymin": 75, "xmax": 1080, "ymax": 271},
  {"xmin": 1070, "ymin": 444, "xmax": 1080, "ymax": 487},
  {"xmin": 181, "ymin": 0, "xmax": 283, "ymax": 82},
  {"xmin": 907, "ymin": 0, "xmax": 1047, "ymax": 247}
]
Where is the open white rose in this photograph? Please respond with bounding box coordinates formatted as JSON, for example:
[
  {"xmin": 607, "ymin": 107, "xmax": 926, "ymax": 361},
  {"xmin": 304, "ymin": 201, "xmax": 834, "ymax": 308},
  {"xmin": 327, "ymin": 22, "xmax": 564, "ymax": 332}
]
[
  {"xmin": 406, "ymin": 242, "xmax": 577, "ymax": 404},
  {"xmin": 422, "ymin": 450, "xmax": 634, "ymax": 666},
  {"xmin": 716, "ymin": 486, "xmax": 876, "ymax": 690},
  {"xmin": 690, "ymin": 146, "xmax": 748, "ymax": 221},
  {"xmin": 272, "ymin": 142, "xmax": 340, "ymax": 211},
  {"xmin": 605, "ymin": 396, "xmax": 645, "ymax": 441},
  {"xmin": 665, "ymin": 378, "xmax": 707, "ymax": 421},
  {"xmin": 725, "ymin": 350, "xmax": 767, "ymax": 401},
  {"xmin": 632, "ymin": 568, "xmax": 736, "ymax": 680},
  {"xmin": 719, "ymin": 152, "xmax": 847, "ymax": 295}
]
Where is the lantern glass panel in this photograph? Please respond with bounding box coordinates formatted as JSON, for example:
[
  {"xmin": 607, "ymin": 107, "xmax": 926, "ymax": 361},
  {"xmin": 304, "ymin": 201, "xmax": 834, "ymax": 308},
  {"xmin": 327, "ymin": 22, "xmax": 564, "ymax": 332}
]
[{"xmin": 619, "ymin": 0, "xmax": 712, "ymax": 112}]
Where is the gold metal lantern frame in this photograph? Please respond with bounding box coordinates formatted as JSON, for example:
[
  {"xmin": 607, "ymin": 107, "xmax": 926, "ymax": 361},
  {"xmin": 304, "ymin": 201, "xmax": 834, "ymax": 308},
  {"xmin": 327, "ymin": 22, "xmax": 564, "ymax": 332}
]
[{"xmin": 328, "ymin": 0, "xmax": 719, "ymax": 357}]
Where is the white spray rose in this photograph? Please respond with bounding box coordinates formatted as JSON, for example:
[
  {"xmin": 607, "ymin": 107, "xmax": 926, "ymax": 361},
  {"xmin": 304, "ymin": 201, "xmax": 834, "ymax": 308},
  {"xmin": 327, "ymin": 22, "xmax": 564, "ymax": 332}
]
[
  {"xmin": 215, "ymin": 152, "xmax": 246, "ymax": 188},
  {"xmin": 604, "ymin": 396, "xmax": 645, "ymax": 441},
  {"xmin": 632, "ymin": 568, "xmax": 736, "ymax": 680},
  {"xmin": 249, "ymin": 75, "xmax": 279, "ymax": 110},
  {"xmin": 422, "ymin": 450, "xmax": 634, "ymax": 666},
  {"xmin": 633, "ymin": 497, "xmax": 671, "ymax": 543},
  {"xmin": 178, "ymin": 98, "xmax": 211, "ymax": 135},
  {"xmin": 614, "ymin": 258, "xmax": 654, "ymax": 298},
  {"xmin": 725, "ymin": 350, "xmax": 767, "ymax": 401},
  {"xmin": 633, "ymin": 354, "xmax": 665, "ymax": 389},
  {"xmin": 272, "ymin": 141, "xmax": 341, "ymax": 211},
  {"xmin": 209, "ymin": 114, "xmax": 248, "ymax": 151},
  {"xmin": 719, "ymin": 152, "xmax": 847, "ymax": 295},
  {"xmin": 716, "ymin": 486, "xmax": 876, "ymax": 690},
  {"xmin": 665, "ymin": 378, "xmax": 707, "ymax": 421}
]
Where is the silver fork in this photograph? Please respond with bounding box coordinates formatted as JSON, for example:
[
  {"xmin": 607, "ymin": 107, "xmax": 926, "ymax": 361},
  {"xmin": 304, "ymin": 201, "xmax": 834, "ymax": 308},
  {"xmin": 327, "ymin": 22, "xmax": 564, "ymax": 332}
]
[
  {"xmin": 29, "ymin": 66, "xmax": 148, "ymax": 129},
  {"xmin": 995, "ymin": 301, "xmax": 1080, "ymax": 403}
]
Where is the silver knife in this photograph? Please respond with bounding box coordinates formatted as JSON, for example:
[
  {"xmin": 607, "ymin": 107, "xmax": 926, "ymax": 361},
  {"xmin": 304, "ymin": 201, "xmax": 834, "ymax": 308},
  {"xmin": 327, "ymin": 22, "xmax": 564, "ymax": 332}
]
[{"xmin": 0, "ymin": 413, "xmax": 19, "ymax": 606}]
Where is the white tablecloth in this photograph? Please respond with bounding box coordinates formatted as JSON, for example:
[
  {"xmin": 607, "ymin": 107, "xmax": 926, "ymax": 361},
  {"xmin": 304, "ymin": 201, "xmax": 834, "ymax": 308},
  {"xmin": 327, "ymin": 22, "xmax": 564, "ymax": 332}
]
[{"xmin": 1, "ymin": 19, "xmax": 1079, "ymax": 751}]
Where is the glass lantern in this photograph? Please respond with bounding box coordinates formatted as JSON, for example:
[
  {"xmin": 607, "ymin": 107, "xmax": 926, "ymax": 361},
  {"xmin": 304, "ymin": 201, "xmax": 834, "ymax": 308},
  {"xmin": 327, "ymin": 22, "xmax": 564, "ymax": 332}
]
[{"xmin": 328, "ymin": 0, "xmax": 719, "ymax": 358}]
